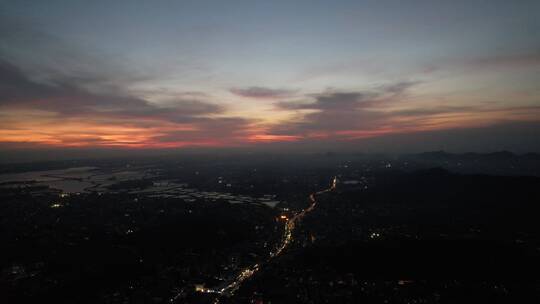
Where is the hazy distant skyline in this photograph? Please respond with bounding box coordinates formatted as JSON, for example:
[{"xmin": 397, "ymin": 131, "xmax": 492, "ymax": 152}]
[{"xmin": 1, "ymin": 0, "xmax": 539, "ymax": 153}]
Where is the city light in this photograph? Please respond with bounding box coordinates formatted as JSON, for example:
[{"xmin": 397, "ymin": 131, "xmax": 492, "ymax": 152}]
[{"xmin": 189, "ymin": 177, "xmax": 337, "ymax": 302}]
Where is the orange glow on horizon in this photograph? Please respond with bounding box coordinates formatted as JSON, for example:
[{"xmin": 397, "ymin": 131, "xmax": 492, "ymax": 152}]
[
  {"xmin": 1, "ymin": 105, "xmax": 539, "ymax": 148},
  {"xmin": 248, "ymin": 134, "xmax": 302, "ymax": 142}
]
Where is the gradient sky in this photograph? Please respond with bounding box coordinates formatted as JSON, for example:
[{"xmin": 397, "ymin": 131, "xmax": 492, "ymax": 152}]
[{"xmin": 1, "ymin": 0, "xmax": 540, "ymax": 153}]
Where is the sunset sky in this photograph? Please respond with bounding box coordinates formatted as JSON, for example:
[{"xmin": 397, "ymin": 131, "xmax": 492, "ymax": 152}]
[{"xmin": 1, "ymin": 0, "xmax": 540, "ymax": 153}]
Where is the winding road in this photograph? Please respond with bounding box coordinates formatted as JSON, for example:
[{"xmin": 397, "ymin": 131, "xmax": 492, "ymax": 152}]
[{"xmin": 169, "ymin": 176, "xmax": 337, "ymax": 303}]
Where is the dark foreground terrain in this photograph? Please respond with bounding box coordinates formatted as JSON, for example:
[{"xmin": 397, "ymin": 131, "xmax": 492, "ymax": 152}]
[
  {"xmin": 234, "ymin": 168, "xmax": 540, "ymax": 303},
  {"xmin": 1, "ymin": 152, "xmax": 539, "ymax": 303}
]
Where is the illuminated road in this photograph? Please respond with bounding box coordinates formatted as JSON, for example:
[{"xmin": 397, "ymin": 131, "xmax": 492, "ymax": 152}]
[{"xmin": 169, "ymin": 177, "xmax": 337, "ymax": 303}]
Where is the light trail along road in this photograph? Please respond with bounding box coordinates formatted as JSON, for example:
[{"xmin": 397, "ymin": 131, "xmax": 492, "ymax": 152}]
[{"xmin": 170, "ymin": 176, "xmax": 337, "ymax": 303}]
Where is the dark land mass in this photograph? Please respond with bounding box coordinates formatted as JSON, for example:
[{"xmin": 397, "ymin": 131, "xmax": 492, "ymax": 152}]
[
  {"xmin": 233, "ymin": 168, "xmax": 540, "ymax": 303},
  {"xmin": 0, "ymin": 153, "xmax": 539, "ymax": 303}
]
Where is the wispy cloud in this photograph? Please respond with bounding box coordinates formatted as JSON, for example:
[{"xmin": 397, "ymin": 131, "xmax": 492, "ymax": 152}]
[
  {"xmin": 260, "ymin": 80, "xmax": 540, "ymax": 142},
  {"xmin": 1, "ymin": 14, "xmax": 539, "ymax": 150},
  {"xmin": 466, "ymin": 52, "xmax": 540, "ymax": 69},
  {"xmin": 230, "ymin": 86, "xmax": 297, "ymax": 99},
  {"xmin": 0, "ymin": 58, "xmax": 255, "ymax": 147},
  {"xmin": 267, "ymin": 81, "xmax": 420, "ymax": 137}
]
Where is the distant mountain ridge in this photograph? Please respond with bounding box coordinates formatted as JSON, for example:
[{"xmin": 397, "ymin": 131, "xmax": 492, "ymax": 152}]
[{"xmin": 404, "ymin": 150, "xmax": 540, "ymax": 161}]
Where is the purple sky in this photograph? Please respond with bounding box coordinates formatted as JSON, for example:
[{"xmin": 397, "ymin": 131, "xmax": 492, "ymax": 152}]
[{"xmin": 1, "ymin": 0, "xmax": 539, "ymax": 155}]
